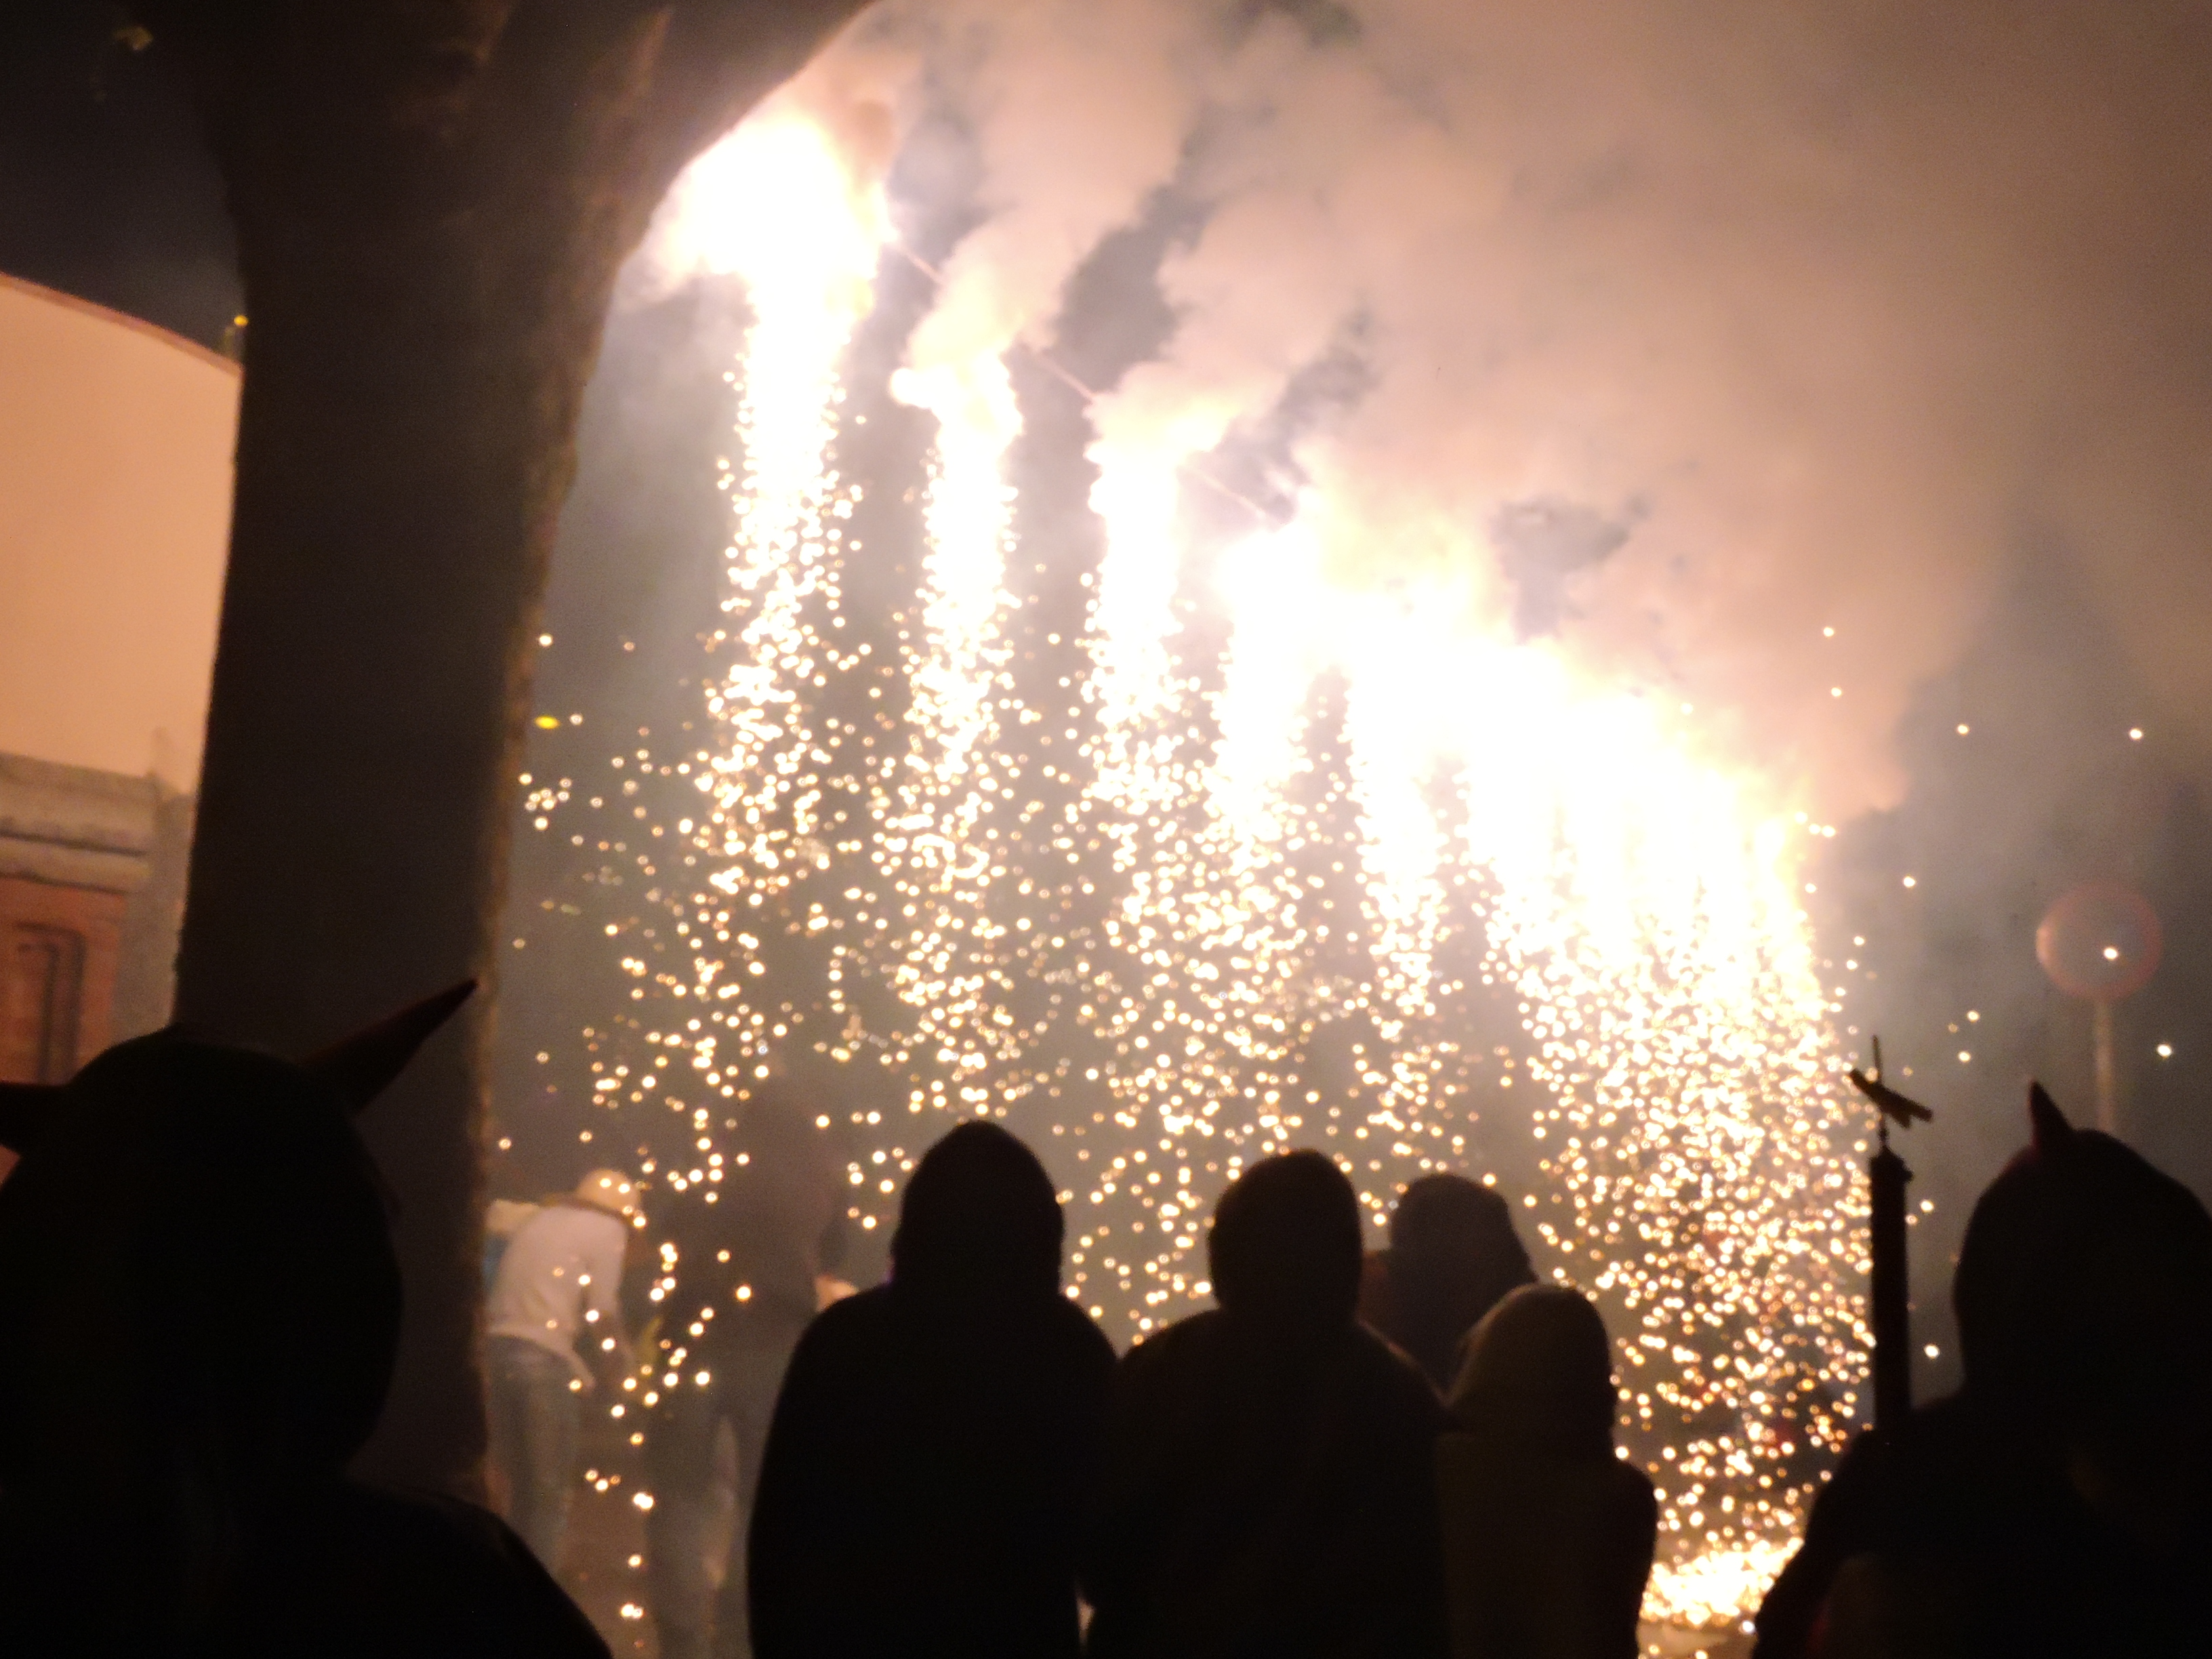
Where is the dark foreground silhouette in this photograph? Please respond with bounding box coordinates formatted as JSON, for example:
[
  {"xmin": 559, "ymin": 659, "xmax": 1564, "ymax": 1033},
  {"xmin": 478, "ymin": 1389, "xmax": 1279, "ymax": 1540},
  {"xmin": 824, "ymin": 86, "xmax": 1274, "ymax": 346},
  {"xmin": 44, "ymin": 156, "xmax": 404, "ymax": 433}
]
[
  {"xmin": 748, "ymin": 1119, "xmax": 1115, "ymax": 1658},
  {"xmin": 1755, "ymin": 1084, "xmax": 2212, "ymax": 1659},
  {"xmin": 649, "ymin": 1087, "xmax": 845, "ymax": 1659},
  {"xmin": 0, "ymin": 987, "xmax": 608, "ymax": 1659},
  {"xmin": 1359, "ymin": 1172, "xmax": 1536, "ymax": 1392},
  {"xmin": 1437, "ymin": 1285, "xmax": 1655, "ymax": 1659},
  {"xmin": 1086, "ymin": 1149, "xmax": 1449, "ymax": 1659}
]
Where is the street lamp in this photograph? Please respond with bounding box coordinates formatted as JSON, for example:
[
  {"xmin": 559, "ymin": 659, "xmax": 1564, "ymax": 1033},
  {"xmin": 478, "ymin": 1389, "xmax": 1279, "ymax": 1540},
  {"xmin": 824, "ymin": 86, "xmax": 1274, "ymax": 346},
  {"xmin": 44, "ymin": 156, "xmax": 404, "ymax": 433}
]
[{"xmin": 2035, "ymin": 882, "xmax": 2160, "ymax": 1131}]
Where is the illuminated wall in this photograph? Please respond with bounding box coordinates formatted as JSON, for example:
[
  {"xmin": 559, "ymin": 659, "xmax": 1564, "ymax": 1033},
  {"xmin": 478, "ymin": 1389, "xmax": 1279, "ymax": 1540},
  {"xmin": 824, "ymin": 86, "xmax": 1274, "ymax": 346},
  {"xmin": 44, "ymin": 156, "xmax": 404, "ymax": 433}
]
[{"xmin": 0, "ymin": 272, "xmax": 236, "ymax": 791}]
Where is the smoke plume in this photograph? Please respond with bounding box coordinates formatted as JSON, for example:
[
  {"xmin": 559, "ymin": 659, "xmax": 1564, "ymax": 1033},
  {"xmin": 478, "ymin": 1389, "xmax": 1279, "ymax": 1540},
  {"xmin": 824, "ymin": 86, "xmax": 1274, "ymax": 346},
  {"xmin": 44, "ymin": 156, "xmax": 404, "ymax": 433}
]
[{"xmin": 745, "ymin": 0, "xmax": 2212, "ymax": 820}]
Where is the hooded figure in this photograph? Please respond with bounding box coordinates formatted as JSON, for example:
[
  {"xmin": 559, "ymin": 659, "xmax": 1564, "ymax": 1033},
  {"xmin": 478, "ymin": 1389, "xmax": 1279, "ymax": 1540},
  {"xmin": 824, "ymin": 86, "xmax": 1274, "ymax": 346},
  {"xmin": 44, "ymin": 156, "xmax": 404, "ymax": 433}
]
[
  {"xmin": 745, "ymin": 1120, "xmax": 1114, "ymax": 1658},
  {"xmin": 1084, "ymin": 1149, "xmax": 1449, "ymax": 1659},
  {"xmin": 0, "ymin": 987, "xmax": 607, "ymax": 1658},
  {"xmin": 1359, "ymin": 1174, "xmax": 1536, "ymax": 1391},
  {"xmin": 1436, "ymin": 1286, "xmax": 1656, "ymax": 1659},
  {"xmin": 1754, "ymin": 1084, "xmax": 2212, "ymax": 1659}
]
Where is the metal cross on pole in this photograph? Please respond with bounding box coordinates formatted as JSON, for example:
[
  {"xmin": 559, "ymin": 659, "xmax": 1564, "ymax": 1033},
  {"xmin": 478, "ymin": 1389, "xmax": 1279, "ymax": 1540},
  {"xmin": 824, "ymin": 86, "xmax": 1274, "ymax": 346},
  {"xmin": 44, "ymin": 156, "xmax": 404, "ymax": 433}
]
[{"xmin": 1847, "ymin": 1037, "xmax": 1931, "ymax": 1435}]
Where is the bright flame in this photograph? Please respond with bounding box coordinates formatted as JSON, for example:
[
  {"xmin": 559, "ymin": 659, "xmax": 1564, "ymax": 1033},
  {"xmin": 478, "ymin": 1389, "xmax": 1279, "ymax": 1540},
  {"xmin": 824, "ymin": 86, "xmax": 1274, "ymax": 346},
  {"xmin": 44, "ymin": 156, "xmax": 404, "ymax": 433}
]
[
  {"xmin": 663, "ymin": 104, "xmax": 887, "ymax": 347},
  {"xmin": 893, "ymin": 356, "xmax": 1019, "ymax": 798}
]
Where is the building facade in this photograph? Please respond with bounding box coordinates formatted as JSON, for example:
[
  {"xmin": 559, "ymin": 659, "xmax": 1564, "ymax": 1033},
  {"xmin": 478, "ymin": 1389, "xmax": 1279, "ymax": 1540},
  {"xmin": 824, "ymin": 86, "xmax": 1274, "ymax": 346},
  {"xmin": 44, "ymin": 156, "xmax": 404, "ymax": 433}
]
[
  {"xmin": 0, "ymin": 271, "xmax": 233, "ymax": 1112},
  {"xmin": 0, "ymin": 752, "xmax": 191, "ymax": 1088}
]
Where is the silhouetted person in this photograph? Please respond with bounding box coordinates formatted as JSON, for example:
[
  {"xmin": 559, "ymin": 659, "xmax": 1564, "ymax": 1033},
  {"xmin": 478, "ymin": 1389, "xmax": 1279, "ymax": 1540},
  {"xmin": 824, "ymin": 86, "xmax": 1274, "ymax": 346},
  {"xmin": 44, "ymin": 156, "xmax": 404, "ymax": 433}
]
[
  {"xmin": 485, "ymin": 1167, "xmax": 640, "ymax": 1568},
  {"xmin": 1359, "ymin": 1172, "xmax": 1536, "ymax": 1391},
  {"xmin": 0, "ymin": 986, "xmax": 608, "ymax": 1658},
  {"xmin": 747, "ymin": 1119, "xmax": 1114, "ymax": 1657},
  {"xmin": 1085, "ymin": 1149, "xmax": 1449, "ymax": 1659},
  {"xmin": 645, "ymin": 1086, "xmax": 844, "ymax": 1659},
  {"xmin": 1754, "ymin": 1084, "xmax": 2212, "ymax": 1659},
  {"xmin": 1437, "ymin": 1286, "xmax": 1656, "ymax": 1659}
]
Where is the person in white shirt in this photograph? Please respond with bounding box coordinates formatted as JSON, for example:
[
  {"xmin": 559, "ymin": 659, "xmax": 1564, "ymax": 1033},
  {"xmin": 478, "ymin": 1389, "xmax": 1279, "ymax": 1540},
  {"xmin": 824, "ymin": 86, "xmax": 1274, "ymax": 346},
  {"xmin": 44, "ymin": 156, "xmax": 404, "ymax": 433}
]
[{"xmin": 486, "ymin": 1169, "xmax": 639, "ymax": 1571}]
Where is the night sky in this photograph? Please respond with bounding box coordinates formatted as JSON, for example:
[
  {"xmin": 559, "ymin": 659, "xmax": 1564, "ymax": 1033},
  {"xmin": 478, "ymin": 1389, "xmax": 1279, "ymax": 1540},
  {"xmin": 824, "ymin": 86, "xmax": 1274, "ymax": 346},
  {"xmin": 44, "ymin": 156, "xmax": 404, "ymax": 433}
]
[{"xmin": 0, "ymin": 4, "xmax": 238, "ymax": 348}]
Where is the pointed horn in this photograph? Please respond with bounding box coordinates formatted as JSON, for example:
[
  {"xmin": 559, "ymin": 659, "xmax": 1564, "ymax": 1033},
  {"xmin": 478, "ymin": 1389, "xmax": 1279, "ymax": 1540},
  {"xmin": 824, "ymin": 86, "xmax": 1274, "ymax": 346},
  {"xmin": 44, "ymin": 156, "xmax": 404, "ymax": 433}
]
[
  {"xmin": 0, "ymin": 1082, "xmax": 60, "ymax": 1156},
  {"xmin": 302, "ymin": 981, "xmax": 476, "ymax": 1115},
  {"xmin": 2028, "ymin": 1080, "xmax": 2075, "ymax": 1153}
]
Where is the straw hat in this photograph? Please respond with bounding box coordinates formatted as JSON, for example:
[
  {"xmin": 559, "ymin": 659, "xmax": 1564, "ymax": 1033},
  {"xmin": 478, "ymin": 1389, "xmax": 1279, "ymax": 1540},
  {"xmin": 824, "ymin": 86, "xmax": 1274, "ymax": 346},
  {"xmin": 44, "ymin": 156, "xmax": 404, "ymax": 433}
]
[{"xmin": 573, "ymin": 1168, "xmax": 639, "ymax": 1220}]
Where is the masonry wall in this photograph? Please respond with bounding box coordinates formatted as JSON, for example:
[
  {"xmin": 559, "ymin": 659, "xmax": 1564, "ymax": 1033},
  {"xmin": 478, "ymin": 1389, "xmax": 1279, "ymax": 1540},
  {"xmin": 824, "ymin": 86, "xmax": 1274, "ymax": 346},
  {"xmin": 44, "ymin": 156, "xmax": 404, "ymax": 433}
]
[{"xmin": 0, "ymin": 752, "xmax": 189, "ymax": 1085}]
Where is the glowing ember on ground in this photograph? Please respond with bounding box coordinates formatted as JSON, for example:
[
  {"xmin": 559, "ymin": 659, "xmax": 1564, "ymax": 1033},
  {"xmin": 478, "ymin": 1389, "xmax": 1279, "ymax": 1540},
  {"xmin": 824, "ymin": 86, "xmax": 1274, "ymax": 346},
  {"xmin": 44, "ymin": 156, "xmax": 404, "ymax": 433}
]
[{"xmin": 1641, "ymin": 1538, "xmax": 1797, "ymax": 1632}]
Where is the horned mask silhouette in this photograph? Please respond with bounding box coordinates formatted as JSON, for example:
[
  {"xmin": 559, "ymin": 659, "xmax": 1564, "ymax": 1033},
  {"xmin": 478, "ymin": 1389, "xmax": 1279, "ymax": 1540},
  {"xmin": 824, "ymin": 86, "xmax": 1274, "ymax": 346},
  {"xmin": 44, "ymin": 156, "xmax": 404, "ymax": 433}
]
[{"xmin": 0, "ymin": 981, "xmax": 478, "ymax": 1496}]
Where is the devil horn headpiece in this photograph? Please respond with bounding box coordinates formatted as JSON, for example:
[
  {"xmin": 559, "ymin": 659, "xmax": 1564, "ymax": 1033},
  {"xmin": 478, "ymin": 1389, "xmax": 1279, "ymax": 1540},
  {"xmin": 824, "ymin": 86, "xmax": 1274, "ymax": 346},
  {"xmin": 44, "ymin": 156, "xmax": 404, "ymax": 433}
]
[
  {"xmin": 303, "ymin": 979, "xmax": 476, "ymax": 1115},
  {"xmin": 0, "ymin": 980, "xmax": 474, "ymax": 1157},
  {"xmin": 2027, "ymin": 1080, "xmax": 2075, "ymax": 1153}
]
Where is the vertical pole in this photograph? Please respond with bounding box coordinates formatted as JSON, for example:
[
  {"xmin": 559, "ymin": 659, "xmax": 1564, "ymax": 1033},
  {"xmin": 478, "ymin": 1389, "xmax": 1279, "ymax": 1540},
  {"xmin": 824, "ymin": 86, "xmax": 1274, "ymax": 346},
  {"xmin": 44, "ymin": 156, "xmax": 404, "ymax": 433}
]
[
  {"xmin": 2093, "ymin": 999, "xmax": 2117, "ymax": 1132},
  {"xmin": 1869, "ymin": 1130, "xmax": 1912, "ymax": 1433}
]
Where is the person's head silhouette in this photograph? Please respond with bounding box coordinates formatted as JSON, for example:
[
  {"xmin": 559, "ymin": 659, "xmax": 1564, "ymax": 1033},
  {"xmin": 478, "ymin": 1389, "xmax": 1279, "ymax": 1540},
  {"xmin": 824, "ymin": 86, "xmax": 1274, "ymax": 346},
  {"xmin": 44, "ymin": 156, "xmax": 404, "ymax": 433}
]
[
  {"xmin": 1448, "ymin": 1284, "xmax": 1618, "ymax": 1461},
  {"xmin": 1208, "ymin": 1149, "xmax": 1365, "ymax": 1338},
  {"xmin": 1380, "ymin": 1172, "xmax": 1535, "ymax": 1386},
  {"xmin": 893, "ymin": 1120, "xmax": 1063, "ymax": 1304},
  {"xmin": 0, "ymin": 985, "xmax": 470, "ymax": 1513},
  {"xmin": 1390, "ymin": 1173, "xmax": 1520, "ymax": 1266}
]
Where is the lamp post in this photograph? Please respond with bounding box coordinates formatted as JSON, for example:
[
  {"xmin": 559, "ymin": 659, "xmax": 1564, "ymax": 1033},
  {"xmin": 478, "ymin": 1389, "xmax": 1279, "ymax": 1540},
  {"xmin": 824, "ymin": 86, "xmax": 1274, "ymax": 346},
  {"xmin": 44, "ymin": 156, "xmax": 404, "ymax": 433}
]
[
  {"xmin": 2035, "ymin": 883, "xmax": 2160, "ymax": 1132},
  {"xmin": 1848, "ymin": 1038, "xmax": 1931, "ymax": 1433}
]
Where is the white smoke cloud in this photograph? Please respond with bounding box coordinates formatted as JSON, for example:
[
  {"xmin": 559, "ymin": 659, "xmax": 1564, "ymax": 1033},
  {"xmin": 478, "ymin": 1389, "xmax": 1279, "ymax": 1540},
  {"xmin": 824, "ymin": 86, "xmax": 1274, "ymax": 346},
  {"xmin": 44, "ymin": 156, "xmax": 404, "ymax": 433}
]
[
  {"xmin": 894, "ymin": 0, "xmax": 1214, "ymax": 428},
  {"xmin": 738, "ymin": 0, "xmax": 2212, "ymax": 817}
]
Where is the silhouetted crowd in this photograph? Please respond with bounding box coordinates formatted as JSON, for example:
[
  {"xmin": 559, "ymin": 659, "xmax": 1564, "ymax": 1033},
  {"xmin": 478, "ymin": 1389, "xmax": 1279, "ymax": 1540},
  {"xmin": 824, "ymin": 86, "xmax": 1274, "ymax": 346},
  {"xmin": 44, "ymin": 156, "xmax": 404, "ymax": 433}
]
[{"xmin": 0, "ymin": 987, "xmax": 2205, "ymax": 1658}]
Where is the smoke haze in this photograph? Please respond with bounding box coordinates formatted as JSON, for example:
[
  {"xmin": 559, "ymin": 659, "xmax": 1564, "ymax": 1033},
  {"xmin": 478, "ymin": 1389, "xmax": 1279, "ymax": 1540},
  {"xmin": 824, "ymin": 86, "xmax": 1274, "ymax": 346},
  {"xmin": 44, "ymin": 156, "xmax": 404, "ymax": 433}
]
[{"xmin": 718, "ymin": 0, "xmax": 2212, "ymax": 819}]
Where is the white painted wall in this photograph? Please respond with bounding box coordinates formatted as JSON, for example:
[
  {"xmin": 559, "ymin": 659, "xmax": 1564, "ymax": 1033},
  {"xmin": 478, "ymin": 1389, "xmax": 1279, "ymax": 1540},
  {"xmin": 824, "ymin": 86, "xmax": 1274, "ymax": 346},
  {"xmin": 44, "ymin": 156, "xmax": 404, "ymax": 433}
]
[{"xmin": 0, "ymin": 274, "xmax": 237, "ymax": 790}]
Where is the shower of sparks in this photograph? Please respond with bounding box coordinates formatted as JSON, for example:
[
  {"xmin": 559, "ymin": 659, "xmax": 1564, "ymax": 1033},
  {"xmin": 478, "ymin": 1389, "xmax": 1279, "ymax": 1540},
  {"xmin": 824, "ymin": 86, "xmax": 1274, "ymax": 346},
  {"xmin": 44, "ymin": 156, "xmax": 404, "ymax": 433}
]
[{"xmin": 537, "ymin": 110, "xmax": 1872, "ymax": 1626}]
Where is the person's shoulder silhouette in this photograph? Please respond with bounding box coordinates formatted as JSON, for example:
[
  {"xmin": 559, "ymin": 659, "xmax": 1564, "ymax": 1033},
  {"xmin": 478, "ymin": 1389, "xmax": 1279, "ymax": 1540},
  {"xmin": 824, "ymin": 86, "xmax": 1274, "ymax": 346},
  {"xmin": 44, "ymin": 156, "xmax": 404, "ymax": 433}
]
[
  {"xmin": 0, "ymin": 985, "xmax": 609, "ymax": 1658},
  {"xmin": 749, "ymin": 1118, "xmax": 1114, "ymax": 1659},
  {"xmin": 1086, "ymin": 1149, "xmax": 1448, "ymax": 1659}
]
